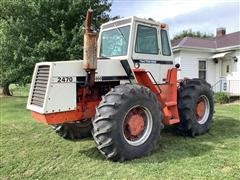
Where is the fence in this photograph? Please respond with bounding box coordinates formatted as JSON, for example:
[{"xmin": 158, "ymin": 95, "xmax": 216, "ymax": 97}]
[{"xmin": 212, "ymin": 79, "xmax": 240, "ymax": 96}]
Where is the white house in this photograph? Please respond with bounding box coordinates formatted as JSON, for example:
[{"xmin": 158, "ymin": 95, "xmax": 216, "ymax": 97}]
[{"xmin": 172, "ymin": 28, "xmax": 240, "ymax": 96}]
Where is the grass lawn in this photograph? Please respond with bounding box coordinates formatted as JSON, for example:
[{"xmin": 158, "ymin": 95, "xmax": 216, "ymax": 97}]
[{"xmin": 0, "ymin": 90, "xmax": 240, "ymax": 179}]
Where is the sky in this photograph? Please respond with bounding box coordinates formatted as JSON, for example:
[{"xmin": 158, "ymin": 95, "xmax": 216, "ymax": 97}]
[{"xmin": 110, "ymin": 0, "xmax": 240, "ymax": 38}]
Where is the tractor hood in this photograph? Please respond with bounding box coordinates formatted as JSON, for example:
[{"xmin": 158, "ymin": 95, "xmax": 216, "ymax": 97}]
[{"xmin": 27, "ymin": 59, "xmax": 129, "ymax": 114}]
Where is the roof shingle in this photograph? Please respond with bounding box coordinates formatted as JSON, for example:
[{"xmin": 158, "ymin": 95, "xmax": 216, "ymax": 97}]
[{"xmin": 172, "ymin": 31, "xmax": 240, "ymax": 49}]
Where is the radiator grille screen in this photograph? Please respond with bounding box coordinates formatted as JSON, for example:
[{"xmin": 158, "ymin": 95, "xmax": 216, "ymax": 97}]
[{"xmin": 30, "ymin": 65, "xmax": 50, "ymax": 107}]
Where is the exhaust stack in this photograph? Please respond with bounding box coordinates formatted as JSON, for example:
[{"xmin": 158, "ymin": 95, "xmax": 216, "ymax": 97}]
[{"xmin": 83, "ymin": 8, "xmax": 97, "ymax": 86}]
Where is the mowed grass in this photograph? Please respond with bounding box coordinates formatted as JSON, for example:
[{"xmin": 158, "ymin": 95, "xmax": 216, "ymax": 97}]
[{"xmin": 0, "ymin": 92, "xmax": 240, "ymax": 179}]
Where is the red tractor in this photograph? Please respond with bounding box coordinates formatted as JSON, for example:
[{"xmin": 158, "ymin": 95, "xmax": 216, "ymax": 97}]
[{"xmin": 27, "ymin": 9, "xmax": 214, "ymax": 161}]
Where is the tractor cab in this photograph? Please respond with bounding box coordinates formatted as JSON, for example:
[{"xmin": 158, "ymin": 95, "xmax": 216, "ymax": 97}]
[{"xmin": 98, "ymin": 17, "xmax": 173, "ymax": 83}]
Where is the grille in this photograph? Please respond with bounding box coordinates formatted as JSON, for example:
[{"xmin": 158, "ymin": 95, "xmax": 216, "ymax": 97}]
[{"xmin": 30, "ymin": 65, "xmax": 50, "ymax": 107}]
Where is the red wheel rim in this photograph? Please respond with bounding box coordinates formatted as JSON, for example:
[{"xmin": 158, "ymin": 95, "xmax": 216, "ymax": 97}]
[
  {"xmin": 122, "ymin": 105, "xmax": 153, "ymax": 146},
  {"xmin": 195, "ymin": 95, "xmax": 210, "ymax": 124},
  {"xmin": 196, "ymin": 98, "xmax": 206, "ymax": 120}
]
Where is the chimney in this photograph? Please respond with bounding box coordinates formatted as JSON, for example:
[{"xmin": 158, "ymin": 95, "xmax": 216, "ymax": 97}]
[{"xmin": 216, "ymin": 27, "xmax": 226, "ymax": 37}]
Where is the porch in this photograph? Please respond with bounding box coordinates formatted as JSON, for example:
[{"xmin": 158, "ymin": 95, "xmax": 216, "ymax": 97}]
[
  {"xmin": 212, "ymin": 78, "xmax": 240, "ymax": 96},
  {"xmin": 210, "ymin": 51, "xmax": 239, "ymax": 96}
]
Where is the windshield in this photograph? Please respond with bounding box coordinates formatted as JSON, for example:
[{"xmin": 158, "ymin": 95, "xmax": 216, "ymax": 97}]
[{"xmin": 100, "ymin": 25, "xmax": 130, "ymax": 57}]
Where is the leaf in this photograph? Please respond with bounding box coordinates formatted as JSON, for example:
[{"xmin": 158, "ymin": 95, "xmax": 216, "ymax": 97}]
[{"xmin": 0, "ymin": 0, "xmax": 111, "ymax": 86}]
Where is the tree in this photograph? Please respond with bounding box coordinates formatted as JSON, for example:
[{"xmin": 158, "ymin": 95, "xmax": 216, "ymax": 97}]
[
  {"xmin": 0, "ymin": 0, "xmax": 111, "ymax": 95},
  {"xmin": 172, "ymin": 29, "xmax": 213, "ymax": 41}
]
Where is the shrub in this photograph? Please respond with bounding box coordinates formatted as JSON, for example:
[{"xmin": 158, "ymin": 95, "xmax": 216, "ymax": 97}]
[{"xmin": 214, "ymin": 92, "xmax": 230, "ymax": 104}]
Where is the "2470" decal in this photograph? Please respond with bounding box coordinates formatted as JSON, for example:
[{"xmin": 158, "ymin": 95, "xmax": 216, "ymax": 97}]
[{"xmin": 57, "ymin": 76, "xmax": 73, "ymax": 83}]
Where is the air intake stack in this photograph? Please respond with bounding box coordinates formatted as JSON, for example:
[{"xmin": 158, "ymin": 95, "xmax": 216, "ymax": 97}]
[{"xmin": 83, "ymin": 8, "xmax": 97, "ymax": 86}]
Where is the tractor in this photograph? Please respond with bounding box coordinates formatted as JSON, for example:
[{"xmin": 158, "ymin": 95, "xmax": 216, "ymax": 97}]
[{"xmin": 27, "ymin": 9, "xmax": 214, "ymax": 161}]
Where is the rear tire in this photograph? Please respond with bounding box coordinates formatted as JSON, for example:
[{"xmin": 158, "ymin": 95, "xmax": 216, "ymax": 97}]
[
  {"xmin": 92, "ymin": 84, "xmax": 163, "ymax": 161},
  {"xmin": 177, "ymin": 78, "xmax": 214, "ymax": 136},
  {"xmin": 53, "ymin": 120, "xmax": 92, "ymax": 140}
]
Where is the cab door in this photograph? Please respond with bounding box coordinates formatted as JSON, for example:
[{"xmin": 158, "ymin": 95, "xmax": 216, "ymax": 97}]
[
  {"xmin": 132, "ymin": 22, "xmax": 173, "ymax": 83},
  {"xmin": 132, "ymin": 23, "xmax": 160, "ymax": 61}
]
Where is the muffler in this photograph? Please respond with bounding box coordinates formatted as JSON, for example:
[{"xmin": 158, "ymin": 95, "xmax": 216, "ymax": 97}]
[{"xmin": 83, "ymin": 8, "xmax": 97, "ymax": 86}]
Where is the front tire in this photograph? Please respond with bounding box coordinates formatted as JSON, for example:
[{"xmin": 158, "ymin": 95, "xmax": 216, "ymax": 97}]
[
  {"xmin": 177, "ymin": 79, "xmax": 214, "ymax": 136},
  {"xmin": 92, "ymin": 84, "xmax": 163, "ymax": 161}
]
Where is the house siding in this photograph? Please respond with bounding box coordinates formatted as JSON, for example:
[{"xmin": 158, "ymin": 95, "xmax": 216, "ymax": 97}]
[
  {"xmin": 173, "ymin": 49, "xmax": 240, "ymax": 96},
  {"xmin": 172, "ymin": 31, "xmax": 240, "ymax": 95},
  {"xmin": 207, "ymin": 57, "xmax": 217, "ymax": 85},
  {"xmin": 233, "ymin": 50, "xmax": 240, "ymax": 77},
  {"xmin": 225, "ymin": 50, "xmax": 240, "ymax": 95},
  {"xmin": 173, "ymin": 50, "xmax": 214, "ymax": 84}
]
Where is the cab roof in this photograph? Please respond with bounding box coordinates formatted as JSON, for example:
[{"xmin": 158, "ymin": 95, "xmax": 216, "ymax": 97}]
[{"xmin": 101, "ymin": 16, "xmax": 168, "ymax": 30}]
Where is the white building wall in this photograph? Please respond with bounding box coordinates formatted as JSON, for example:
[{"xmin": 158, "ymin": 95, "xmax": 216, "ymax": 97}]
[
  {"xmin": 173, "ymin": 49, "xmax": 240, "ymax": 95},
  {"xmin": 230, "ymin": 49, "xmax": 240, "ymax": 78},
  {"xmin": 173, "ymin": 50, "xmax": 214, "ymax": 84},
  {"xmin": 206, "ymin": 57, "xmax": 217, "ymax": 85},
  {"xmin": 225, "ymin": 50, "xmax": 240, "ymax": 95},
  {"xmin": 179, "ymin": 51, "xmax": 198, "ymax": 79}
]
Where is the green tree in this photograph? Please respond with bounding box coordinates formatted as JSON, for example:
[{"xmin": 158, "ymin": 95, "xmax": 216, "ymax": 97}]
[
  {"xmin": 0, "ymin": 0, "xmax": 111, "ymax": 95},
  {"xmin": 172, "ymin": 29, "xmax": 213, "ymax": 41}
]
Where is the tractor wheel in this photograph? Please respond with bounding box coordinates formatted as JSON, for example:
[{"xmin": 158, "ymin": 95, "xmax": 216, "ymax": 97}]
[
  {"xmin": 92, "ymin": 84, "xmax": 163, "ymax": 161},
  {"xmin": 177, "ymin": 78, "xmax": 214, "ymax": 136},
  {"xmin": 52, "ymin": 120, "xmax": 92, "ymax": 140}
]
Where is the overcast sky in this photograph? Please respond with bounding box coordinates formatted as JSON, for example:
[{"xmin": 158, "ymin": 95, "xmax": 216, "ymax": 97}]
[{"xmin": 110, "ymin": 0, "xmax": 240, "ymax": 38}]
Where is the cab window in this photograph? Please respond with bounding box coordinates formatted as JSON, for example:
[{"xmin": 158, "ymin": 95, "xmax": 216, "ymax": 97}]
[
  {"xmin": 161, "ymin": 30, "xmax": 171, "ymax": 56},
  {"xmin": 100, "ymin": 26, "xmax": 130, "ymax": 57},
  {"xmin": 135, "ymin": 25, "xmax": 158, "ymax": 54}
]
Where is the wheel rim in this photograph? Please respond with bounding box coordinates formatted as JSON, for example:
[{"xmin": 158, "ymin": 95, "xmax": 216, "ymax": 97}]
[
  {"xmin": 195, "ymin": 95, "xmax": 210, "ymax": 124},
  {"xmin": 122, "ymin": 105, "xmax": 153, "ymax": 146}
]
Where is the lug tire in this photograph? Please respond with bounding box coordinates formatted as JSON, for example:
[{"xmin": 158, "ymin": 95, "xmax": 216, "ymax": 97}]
[
  {"xmin": 92, "ymin": 84, "xmax": 163, "ymax": 161},
  {"xmin": 52, "ymin": 120, "xmax": 92, "ymax": 140},
  {"xmin": 177, "ymin": 78, "xmax": 214, "ymax": 136}
]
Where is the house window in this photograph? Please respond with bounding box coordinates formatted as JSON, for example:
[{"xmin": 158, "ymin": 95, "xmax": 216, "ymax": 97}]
[
  {"xmin": 135, "ymin": 25, "xmax": 158, "ymax": 54},
  {"xmin": 161, "ymin": 30, "xmax": 171, "ymax": 56},
  {"xmin": 199, "ymin": 61, "xmax": 206, "ymax": 80}
]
